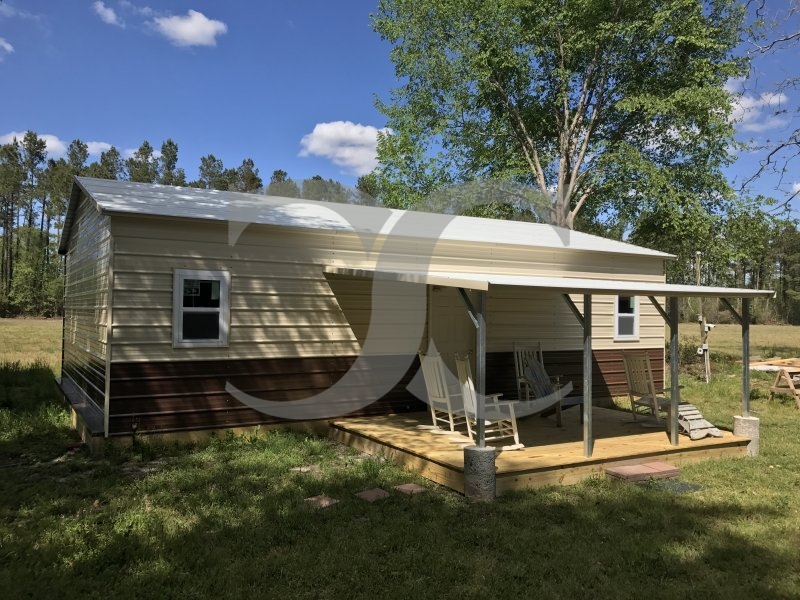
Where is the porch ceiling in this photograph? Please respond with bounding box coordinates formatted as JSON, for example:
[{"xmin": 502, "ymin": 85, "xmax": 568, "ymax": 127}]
[{"xmin": 324, "ymin": 266, "xmax": 774, "ymax": 299}]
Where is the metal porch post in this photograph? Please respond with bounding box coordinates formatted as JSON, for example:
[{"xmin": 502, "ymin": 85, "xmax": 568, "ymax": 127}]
[
  {"xmin": 742, "ymin": 298, "xmax": 751, "ymax": 417},
  {"xmin": 668, "ymin": 296, "xmax": 680, "ymax": 446},
  {"xmin": 476, "ymin": 290, "xmax": 487, "ymax": 447},
  {"xmin": 583, "ymin": 294, "xmax": 593, "ymax": 458}
]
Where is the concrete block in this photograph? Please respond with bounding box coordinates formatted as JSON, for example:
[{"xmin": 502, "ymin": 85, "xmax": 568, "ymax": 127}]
[
  {"xmin": 733, "ymin": 415, "xmax": 760, "ymax": 457},
  {"xmin": 463, "ymin": 445, "xmax": 497, "ymax": 501}
]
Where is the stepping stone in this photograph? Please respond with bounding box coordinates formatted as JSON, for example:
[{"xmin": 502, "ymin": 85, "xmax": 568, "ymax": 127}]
[
  {"xmin": 605, "ymin": 461, "xmax": 679, "ymax": 482},
  {"xmin": 305, "ymin": 495, "xmax": 338, "ymax": 509},
  {"xmin": 355, "ymin": 488, "xmax": 390, "ymax": 502},
  {"xmin": 291, "ymin": 465, "xmax": 321, "ymax": 474},
  {"xmin": 393, "ymin": 483, "xmax": 426, "ymax": 495}
]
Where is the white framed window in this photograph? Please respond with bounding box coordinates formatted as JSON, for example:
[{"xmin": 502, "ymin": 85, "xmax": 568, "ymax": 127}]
[
  {"xmin": 615, "ymin": 296, "xmax": 639, "ymax": 341},
  {"xmin": 173, "ymin": 269, "xmax": 230, "ymax": 348}
]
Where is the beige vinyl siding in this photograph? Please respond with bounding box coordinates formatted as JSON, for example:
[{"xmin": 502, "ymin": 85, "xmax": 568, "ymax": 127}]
[
  {"xmin": 109, "ymin": 215, "xmax": 665, "ymax": 362},
  {"xmin": 485, "ymin": 287, "xmax": 664, "ymax": 352},
  {"xmin": 62, "ymin": 192, "xmax": 111, "ymax": 409}
]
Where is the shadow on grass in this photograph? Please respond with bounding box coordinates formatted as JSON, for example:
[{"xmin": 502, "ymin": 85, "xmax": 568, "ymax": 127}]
[
  {"xmin": 0, "ymin": 426, "xmax": 796, "ymax": 599},
  {"xmin": 0, "ymin": 360, "xmax": 78, "ymax": 463}
]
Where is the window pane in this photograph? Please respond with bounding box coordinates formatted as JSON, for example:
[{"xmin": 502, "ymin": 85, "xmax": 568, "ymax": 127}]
[
  {"xmin": 618, "ymin": 296, "xmax": 635, "ymax": 315},
  {"xmin": 183, "ymin": 312, "xmax": 220, "ymax": 340},
  {"xmin": 183, "ymin": 279, "xmax": 221, "ymax": 308},
  {"xmin": 618, "ymin": 315, "xmax": 635, "ymax": 337}
]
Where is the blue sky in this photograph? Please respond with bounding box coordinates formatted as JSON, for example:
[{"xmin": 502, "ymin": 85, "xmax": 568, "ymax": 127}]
[{"xmin": 0, "ymin": 0, "xmax": 798, "ymax": 205}]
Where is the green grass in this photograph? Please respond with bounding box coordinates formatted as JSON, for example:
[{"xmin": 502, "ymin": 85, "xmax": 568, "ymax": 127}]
[
  {"xmin": 678, "ymin": 322, "xmax": 800, "ymax": 361},
  {"xmin": 1, "ymin": 320, "xmax": 800, "ymax": 599}
]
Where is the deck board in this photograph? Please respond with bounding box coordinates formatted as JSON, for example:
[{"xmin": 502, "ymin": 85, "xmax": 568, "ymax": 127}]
[{"xmin": 330, "ymin": 408, "xmax": 749, "ymax": 494}]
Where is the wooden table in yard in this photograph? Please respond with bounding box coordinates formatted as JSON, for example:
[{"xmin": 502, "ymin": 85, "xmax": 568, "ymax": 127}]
[{"xmin": 768, "ymin": 367, "xmax": 800, "ymax": 409}]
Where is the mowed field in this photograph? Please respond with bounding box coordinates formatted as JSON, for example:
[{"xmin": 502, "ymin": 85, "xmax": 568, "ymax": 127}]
[
  {"xmin": 1, "ymin": 318, "xmax": 799, "ymax": 599},
  {"xmin": 677, "ymin": 323, "xmax": 800, "ymax": 360},
  {"xmin": 0, "ymin": 318, "xmax": 62, "ymax": 373}
]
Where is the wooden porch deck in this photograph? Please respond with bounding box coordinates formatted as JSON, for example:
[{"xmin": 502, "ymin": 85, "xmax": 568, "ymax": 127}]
[{"xmin": 330, "ymin": 407, "xmax": 750, "ymax": 494}]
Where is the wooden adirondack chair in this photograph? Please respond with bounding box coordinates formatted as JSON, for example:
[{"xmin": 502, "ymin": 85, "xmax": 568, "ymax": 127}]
[
  {"xmin": 455, "ymin": 354, "xmax": 522, "ymax": 448},
  {"xmin": 621, "ymin": 351, "xmax": 671, "ymax": 422},
  {"xmin": 418, "ymin": 351, "xmax": 464, "ymax": 432}
]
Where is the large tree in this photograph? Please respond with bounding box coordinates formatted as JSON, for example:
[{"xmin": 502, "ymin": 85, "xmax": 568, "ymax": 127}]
[
  {"xmin": 125, "ymin": 140, "xmax": 159, "ymax": 183},
  {"xmin": 372, "ymin": 0, "xmax": 747, "ymax": 228}
]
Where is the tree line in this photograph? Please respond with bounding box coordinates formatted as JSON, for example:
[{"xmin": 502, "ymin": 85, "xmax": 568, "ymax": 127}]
[
  {"xmin": 1, "ymin": 128, "xmax": 799, "ymax": 323},
  {"xmin": 0, "ymin": 133, "xmax": 376, "ymax": 317}
]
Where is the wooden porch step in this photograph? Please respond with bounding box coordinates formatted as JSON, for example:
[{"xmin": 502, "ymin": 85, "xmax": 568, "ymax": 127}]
[{"xmin": 605, "ymin": 460, "xmax": 680, "ymax": 482}]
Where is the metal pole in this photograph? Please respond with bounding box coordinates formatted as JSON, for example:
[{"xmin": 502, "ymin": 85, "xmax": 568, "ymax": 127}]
[
  {"xmin": 583, "ymin": 294, "xmax": 593, "ymax": 458},
  {"xmin": 742, "ymin": 298, "xmax": 751, "ymax": 418},
  {"xmin": 476, "ymin": 291, "xmax": 487, "ymax": 447},
  {"xmin": 669, "ymin": 296, "xmax": 680, "ymax": 446}
]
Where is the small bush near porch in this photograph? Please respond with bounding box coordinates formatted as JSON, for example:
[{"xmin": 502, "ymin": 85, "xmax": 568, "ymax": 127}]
[{"xmin": 1, "ymin": 320, "xmax": 799, "ymax": 599}]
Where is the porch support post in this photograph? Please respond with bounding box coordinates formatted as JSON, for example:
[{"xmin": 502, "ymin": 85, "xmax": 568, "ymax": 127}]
[
  {"xmin": 476, "ymin": 290, "xmax": 487, "ymax": 447},
  {"xmin": 722, "ymin": 297, "xmax": 760, "ymax": 456},
  {"xmin": 720, "ymin": 298, "xmax": 751, "ymax": 417},
  {"xmin": 668, "ymin": 296, "xmax": 680, "ymax": 447},
  {"xmin": 741, "ymin": 298, "xmax": 751, "ymax": 417},
  {"xmin": 456, "ymin": 287, "xmax": 486, "ymax": 447},
  {"xmin": 583, "ymin": 294, "xmax": 593, "ymax": 458}
]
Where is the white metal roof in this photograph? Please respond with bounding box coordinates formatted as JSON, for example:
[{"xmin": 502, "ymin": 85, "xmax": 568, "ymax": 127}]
[
  {"xmin": 60, "ymin": 177, "xmax": 674, "ymax": 259},
  {"xmin": 325, "ymin": 267, "xmax": 775, "ymax": 299}
]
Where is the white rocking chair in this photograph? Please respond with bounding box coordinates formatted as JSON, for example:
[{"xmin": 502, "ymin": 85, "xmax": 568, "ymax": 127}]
[
  {"xmin": 418, "ymin": 351, "xmax": 464, "ymax": 432},
  {"xmin": 455, "ymin": 354, "xmax": 522, "ymax": 449},
  {"xmin": 622, "ymin": 351, "xmax": 671, "ymax": 422}
]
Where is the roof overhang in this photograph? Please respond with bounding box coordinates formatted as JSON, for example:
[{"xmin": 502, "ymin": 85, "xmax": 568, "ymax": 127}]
[{"xmin": 324, "ymin": 267, "xmax": 774, "ymax": 299}]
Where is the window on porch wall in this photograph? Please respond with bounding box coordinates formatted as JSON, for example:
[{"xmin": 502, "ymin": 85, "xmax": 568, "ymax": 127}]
[{"xmin": 615, "ymin": 296, "xmax": 639, "ymax": 341}]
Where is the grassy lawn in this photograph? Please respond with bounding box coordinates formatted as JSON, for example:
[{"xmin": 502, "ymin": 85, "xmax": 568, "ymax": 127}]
[
  {"xmin": 1, "ymin": 319, "xmax": 800, "ymax": 599},
  {"xmin": 678, "ymin": 322, "xmax": 800, "ymax": 360}
]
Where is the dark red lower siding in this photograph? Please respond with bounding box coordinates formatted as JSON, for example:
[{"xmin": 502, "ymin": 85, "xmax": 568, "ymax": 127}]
[
  {"xmin": 108, "ymin": 348, "xmax": 664, "ymax": 436},
  {"xmin": 108, "ymin": 355, "xmax": 426, "ymax": 436}
]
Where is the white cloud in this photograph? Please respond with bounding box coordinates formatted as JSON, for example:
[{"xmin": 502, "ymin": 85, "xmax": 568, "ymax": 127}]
[
  {"xmin": 0, "ymin": 37, "xmax": 13, "ymax": 61},
  {"xmin": 151, "ymin": 10, "xmax": 227, "ymax": 47},
  {"xmin": 723, "ymin": 77, "xmax": 745, "ymax": 95},
  {"xmin": 729, "ymin": 90, "xmax": 790, "ymax": 133},
  {"xmin": 792, "ymin": 182, "xmax": 800, "ymax": 195},
  {"xmin": 0, "ymin": 3, "xmax": 39, "ymax": 20},
  {"xmin": 86, "ymin": 141, "xmax": 112, "ymax": 155},
  {"xmin": 119, "ymin": 1, "xmax": 154, "ymax": 17},
  {"xmin": 0, "ymin": 131, "xmax": 67, "ymax": 156},
  {"xmin": 299, "ymin": 121, "xmax": 389, "ymax": 176},
  {"xmin": 92, "ymin": 1, "xmax": 124, "ymax": 27}
]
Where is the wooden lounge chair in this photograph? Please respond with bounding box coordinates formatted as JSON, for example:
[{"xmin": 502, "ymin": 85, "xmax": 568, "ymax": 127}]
[
  {"xmin": 621, "ymin": 351, "xmax": 671, "ymax": 422},
  {"xmin": 455, "ymin": 354, "xmax": 522, "ymax": 449},
  {"xmin": 418, "ymin": 351, "xmax": 465, "ymax": 432}
]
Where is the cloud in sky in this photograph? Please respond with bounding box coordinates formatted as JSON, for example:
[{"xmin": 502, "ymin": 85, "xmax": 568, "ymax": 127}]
[
  {"xmin": 726, "ymin": 77, "xmax": 790, "ymax": 133},
  {"xmin": 0, "ymin": 131, "xmax": 67, "ymax": 156},
  {"xmin": 92, "ymin": 1, "xmax": 124, "ymax": 27},
  {"xmin": 151, "ymin": 10, "xmax": 227, "ymax": 47},
  {"xmin": 1, "ymin": 133, "xmax": 116, "ymax": 158},
  {"xmin": 86, "ymin": 141, "xmax": 112, "ymax": 155},
  {"xmin": 299, "ymin": 121, "xmax": 389, "ymax": 176},
  {"xmin": 792, "ymin": 182, "xmax": 800, "ymax": 195},
  {"xmin": 0, "ymin": 37, "xmax": 14, "ymax": 61},
  {"xmin": 0, "ymin": 3, "xmax": 40, "ymax": 20},
  {"xmin": 119, "ymin": 1, "xmax": 153, "ymax": 17}
]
